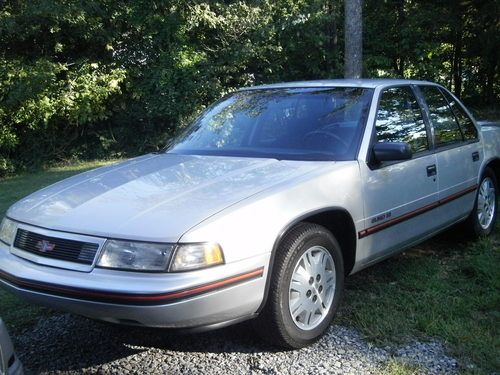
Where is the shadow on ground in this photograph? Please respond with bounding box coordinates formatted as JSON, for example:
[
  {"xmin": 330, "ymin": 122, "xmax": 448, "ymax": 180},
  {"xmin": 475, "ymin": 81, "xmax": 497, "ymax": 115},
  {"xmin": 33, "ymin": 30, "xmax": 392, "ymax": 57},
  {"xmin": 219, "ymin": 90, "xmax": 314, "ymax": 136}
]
[{"xmin": 15, "ymin": 314, "xmax": 276, "ymax": 373}]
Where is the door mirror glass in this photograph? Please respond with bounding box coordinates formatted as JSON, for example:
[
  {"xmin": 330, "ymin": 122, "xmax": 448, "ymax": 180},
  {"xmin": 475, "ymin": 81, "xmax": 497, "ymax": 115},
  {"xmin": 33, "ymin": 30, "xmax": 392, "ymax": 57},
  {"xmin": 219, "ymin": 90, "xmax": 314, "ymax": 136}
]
[{"xmin": 373, "ymin": 142, "xmax": 412, "ymax": 162}]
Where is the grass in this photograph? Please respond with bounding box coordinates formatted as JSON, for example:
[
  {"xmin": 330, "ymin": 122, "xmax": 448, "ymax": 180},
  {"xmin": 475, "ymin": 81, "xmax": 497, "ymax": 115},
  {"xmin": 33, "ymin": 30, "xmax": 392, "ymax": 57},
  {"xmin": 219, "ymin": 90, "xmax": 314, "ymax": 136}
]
[
  {"xmin": 338, "ymin": 226, "xmax": 500, "ymax": 374},
  {"xmin": 380, "ymin": 360, "xmax": 422, "ymax": 375},
  {"xmin": 0, "ymin": 159, "xmax": 119, "ymax": 332},
  {"xmin": 0, "ymin": 159, "xmax": 498, "ymax": 374}
]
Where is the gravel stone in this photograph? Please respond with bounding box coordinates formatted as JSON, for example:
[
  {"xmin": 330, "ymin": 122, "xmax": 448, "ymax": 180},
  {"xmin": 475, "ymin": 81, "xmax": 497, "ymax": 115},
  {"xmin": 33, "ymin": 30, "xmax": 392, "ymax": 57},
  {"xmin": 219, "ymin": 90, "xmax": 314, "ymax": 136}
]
[{"xmin": 12, "ymin": 314, "xmax": 459, "ymax": 374}]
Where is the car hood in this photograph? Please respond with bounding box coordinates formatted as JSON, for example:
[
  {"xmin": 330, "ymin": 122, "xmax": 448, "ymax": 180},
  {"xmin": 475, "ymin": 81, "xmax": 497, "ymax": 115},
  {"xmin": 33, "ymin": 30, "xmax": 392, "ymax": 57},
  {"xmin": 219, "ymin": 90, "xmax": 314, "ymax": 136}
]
[{"xmin": 8, "ymin": 153, "xmax": 324, "ymax": 242}]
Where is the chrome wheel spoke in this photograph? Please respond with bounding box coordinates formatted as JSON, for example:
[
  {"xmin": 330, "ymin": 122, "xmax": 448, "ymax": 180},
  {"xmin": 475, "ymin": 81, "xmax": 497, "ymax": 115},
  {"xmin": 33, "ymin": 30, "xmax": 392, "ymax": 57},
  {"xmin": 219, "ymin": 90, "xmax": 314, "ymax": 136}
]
[
  {"xmin": 302, "ymin": 252, "xmax": 314, "ymax": 275},
  {"xmin": 291, "ymin": 267, "xmax": 310, "ymax": 287},
  {"xmin": 290, "ymin": 300, "xmax": 304, "ymax": 316},
  {"xmin": 315, "ymin": 290, "xmax": 324, "ymax": 305},
  {"xmin": 291, "ymin": 306, "xmax": 304, "ymax": 322},
  {"xmin": 478, "ymin": 194, "xmax": 486, "ymax": 208},
  {"xmin": 488, "ymin": 188, "xmax": 496, "ymax": 203},
  {"xmin": 325, "ymin": 269, "xmax": 334, "ymax": 283},
  {"xmin": 305, "ymin": 310, "xmax": 313, "ymax": 325},
  {"xmin": 480, "ymin": 183, "xmax": 487, "ymax": 197},
  {"xmin": 290, "ymin": 279, "xmax": 309, "ymax": 296},
  {"xmin": 480, "ymin": 214, "xmax": 486, "ymax": 226}
]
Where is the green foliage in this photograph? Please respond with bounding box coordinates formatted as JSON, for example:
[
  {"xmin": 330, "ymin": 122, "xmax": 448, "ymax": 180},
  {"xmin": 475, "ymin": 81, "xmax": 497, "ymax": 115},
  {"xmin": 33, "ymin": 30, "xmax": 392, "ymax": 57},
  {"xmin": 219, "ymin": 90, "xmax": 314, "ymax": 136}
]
[
  {"xmin": 363, "ymin": 0, "xmax": 500, "ymax": 105},
  {"xmin": 0, "ymin": 0, "xmax": 498, "ymax": 176},
  {"xmin": 0, "ymin": 58, "xmax": 125, "ymax": 171},
  {"xmin": 337, "ymin": 226, "xmax": 500, "ymax": 374},
  {"xmin": 380, "ymin": 360, "xmax": 422, "ymax": 375}
]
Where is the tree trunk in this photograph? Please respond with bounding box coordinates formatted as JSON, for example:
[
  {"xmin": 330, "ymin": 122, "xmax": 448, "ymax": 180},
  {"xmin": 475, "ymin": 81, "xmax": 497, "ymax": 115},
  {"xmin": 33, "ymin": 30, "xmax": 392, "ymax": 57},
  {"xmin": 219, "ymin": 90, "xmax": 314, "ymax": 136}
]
[
  {"xmin": 344, "ymin": 0, "xmax": 363, "ymax": 78},
  {"xmin": 452, "ymin": 20, "xmax": 463, "ymax": 98},
  {"xmin": 395, "ymin": 0, "xmax": 405, "ymax": 77},
  {"xmin": 484, "ymin": 62, "xmax": 496, "ymax": 105},
  {"xmin": 325, "ymin": 2, "xmax": 338, "ymax": 74}
]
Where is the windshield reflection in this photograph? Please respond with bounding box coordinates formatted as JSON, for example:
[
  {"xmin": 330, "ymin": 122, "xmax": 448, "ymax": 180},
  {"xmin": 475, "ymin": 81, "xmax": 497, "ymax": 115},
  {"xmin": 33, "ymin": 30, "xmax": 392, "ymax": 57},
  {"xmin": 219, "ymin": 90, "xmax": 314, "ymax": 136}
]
[{"xmin": 166, "ymin": 87, "xmax": 374, "ymax": 161}]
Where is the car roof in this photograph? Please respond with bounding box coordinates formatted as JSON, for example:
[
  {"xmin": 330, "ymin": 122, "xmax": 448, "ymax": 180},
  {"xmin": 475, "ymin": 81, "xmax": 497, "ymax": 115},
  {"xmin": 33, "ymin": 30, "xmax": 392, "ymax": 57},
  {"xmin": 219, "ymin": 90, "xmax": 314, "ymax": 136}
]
[{"xmin": 240, "ymin": 79, "xmax": 439, "ymax": 90}]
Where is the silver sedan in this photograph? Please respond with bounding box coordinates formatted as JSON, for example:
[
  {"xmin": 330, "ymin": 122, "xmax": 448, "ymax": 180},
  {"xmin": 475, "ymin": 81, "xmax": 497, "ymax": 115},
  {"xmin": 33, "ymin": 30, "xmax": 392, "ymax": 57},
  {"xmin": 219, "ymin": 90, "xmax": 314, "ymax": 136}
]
[{"xmin": 0, "ymin": 79, "xmax": 498, "ymax": 348}]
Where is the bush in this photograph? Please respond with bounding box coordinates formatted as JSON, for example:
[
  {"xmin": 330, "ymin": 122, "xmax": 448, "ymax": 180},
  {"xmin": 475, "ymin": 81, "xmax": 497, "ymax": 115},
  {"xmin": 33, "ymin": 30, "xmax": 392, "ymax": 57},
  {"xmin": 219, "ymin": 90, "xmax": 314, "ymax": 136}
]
[{"xmin": 0, "ymin": 0, "xmax": 498, "ymax": 176}]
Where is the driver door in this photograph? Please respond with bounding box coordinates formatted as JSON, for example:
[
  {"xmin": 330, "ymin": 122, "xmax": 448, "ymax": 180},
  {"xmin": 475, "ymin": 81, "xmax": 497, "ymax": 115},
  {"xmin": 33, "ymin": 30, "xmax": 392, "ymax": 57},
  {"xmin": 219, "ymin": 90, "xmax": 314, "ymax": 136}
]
[{"xmin": 358, "ymin": 85, "xmax": 439, "ymax": 266}]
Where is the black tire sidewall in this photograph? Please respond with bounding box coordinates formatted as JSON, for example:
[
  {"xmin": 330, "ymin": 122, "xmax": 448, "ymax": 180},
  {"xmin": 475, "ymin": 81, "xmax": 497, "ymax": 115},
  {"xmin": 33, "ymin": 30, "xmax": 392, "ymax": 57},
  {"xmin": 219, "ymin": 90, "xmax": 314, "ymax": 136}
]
[{"xmin": 277, "ymin": 225, "xmax": 344, "ymax": 346}]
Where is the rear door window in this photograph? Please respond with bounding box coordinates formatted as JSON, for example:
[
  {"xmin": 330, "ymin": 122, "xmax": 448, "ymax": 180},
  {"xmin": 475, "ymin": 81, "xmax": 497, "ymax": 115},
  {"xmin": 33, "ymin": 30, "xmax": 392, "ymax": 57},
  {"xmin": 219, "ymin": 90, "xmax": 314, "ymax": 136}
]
[
  {"xmin": 439, "ymin": 89, "xmax": 478, "ymax": 141},
  {"xmin": 419, "ymin": 86, "xmax": 463, "ymax": 147}
]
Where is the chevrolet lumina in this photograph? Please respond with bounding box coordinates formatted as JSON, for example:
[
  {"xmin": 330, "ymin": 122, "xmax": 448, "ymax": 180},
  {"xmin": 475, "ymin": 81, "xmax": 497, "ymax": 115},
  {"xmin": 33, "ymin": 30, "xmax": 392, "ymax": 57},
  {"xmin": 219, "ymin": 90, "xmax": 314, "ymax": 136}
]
[{"xmin": 0, "ymin": 80, "xmax": 498, "ymax": 348}]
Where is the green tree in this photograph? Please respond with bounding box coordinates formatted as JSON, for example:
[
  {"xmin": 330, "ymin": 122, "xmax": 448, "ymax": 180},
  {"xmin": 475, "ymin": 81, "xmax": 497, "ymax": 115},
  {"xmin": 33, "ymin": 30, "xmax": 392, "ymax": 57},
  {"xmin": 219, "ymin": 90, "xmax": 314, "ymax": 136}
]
[{"xmin": 0, "ymin": 0, "xmax": 497, "ymax": 177}]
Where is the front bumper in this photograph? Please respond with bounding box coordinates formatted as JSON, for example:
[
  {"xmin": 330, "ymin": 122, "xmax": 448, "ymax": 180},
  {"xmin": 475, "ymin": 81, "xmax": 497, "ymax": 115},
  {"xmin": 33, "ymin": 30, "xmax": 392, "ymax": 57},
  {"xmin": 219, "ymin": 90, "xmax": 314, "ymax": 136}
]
[{"xmin": 0, "ymin": 242, "xmax": 269, "ymax": 328}]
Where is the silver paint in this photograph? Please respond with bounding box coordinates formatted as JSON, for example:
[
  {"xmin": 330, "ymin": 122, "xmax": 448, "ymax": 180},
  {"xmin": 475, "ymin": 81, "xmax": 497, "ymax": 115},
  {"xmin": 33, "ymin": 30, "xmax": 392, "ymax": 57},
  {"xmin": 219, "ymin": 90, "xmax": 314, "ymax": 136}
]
[{"xmin": 1, "ymin": 79, "xmax": 499, "ymax": 330}]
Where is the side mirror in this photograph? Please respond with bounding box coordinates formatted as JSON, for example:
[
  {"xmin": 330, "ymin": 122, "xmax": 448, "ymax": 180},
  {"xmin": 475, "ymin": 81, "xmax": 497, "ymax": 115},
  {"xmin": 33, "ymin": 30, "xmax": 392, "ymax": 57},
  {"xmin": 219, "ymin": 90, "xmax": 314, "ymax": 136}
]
[{"xmin": 372, "ymin": 142, "xmax": 412, "ymax": 162}]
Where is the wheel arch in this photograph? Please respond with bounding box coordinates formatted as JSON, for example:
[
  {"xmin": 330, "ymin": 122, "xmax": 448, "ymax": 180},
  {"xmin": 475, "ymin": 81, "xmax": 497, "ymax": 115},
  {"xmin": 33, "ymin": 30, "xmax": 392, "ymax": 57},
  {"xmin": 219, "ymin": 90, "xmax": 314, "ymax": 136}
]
[
  {"xmin": 256, "ymin": 207, "xmax": 357, "ymax": 313},
  {"xmin": 482, "ymin": 158, "xmax": 500, "ymax": 184}
]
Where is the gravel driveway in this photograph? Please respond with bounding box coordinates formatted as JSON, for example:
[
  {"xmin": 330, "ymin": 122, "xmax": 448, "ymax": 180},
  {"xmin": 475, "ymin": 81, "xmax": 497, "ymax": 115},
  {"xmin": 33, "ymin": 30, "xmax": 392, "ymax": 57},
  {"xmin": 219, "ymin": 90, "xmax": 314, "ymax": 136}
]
[{"xmin": 13, "ymin": 314, "xmax": 458, "ymax": 374}]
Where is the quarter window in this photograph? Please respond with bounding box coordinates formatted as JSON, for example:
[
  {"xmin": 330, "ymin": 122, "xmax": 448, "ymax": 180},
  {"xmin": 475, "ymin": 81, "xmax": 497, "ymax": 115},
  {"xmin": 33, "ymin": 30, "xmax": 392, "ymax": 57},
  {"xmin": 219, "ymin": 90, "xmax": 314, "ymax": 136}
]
[
  {"xmin": 419, "ymin": 86, "xmax": 463, "ymax": 147},
  {"xmin": 440, "ymin": 89, "xmax": 478, "ymax": 141},
  {"xmin": 375, "ymin": 86, "xmax": 428, "ymax": 153}
]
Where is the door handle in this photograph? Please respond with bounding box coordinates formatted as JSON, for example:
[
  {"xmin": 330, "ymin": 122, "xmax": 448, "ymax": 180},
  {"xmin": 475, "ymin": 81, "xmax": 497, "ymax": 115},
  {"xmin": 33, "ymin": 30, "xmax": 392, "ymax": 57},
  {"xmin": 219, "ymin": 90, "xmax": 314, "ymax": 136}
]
[
  {"xmin": 426, "ymin": 164, "xmax": 437, "ymax": 177},
  {"xmin": 472, "ymin": 151, "xmax": 479, "ymax": 162}
]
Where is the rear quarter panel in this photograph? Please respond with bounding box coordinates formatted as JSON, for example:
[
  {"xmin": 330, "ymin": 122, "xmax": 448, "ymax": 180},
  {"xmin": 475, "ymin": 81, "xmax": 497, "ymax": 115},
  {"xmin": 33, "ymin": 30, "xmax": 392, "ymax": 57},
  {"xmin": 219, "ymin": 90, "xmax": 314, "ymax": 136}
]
[{"xmin": 479, "ymin": 122, "xmax": 500, "ymax": 172}]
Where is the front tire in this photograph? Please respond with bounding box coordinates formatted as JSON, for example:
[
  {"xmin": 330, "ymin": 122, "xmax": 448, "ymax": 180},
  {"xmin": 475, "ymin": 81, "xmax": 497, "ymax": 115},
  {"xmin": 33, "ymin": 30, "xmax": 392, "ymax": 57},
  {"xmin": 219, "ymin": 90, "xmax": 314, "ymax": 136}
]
[
  {"xmin": 254, "ymin": 223, "xmax": 344, "ymax": 349},
  {"xmin": 466, "ymin": 167, "xmax": 498, "ymax": 237}
]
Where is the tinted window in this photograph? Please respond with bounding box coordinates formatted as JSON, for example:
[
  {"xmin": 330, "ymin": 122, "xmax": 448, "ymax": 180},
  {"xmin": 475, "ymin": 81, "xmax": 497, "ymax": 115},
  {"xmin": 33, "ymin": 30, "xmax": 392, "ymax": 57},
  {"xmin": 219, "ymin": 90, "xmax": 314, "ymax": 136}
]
[
  {"xmin": 167, "ymin": 87, "xmax": 374, "ymax": 161},
  {"xmin": 420, "ymin": 86, "xmax": 463, "ymax": 146},
  {"xmin": 440, "ymin": 89, "xmax": 478, "ymax": 140},
  {"xmin": 375, "ymin": 86, "xmax": 428, "ymax": 153}
]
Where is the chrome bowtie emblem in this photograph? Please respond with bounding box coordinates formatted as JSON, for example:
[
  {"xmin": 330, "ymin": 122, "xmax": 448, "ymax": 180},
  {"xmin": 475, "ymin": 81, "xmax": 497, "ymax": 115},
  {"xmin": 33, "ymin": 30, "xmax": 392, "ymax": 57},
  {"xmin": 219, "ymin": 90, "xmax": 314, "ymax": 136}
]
[{"xmin": 36, "ymin": 240, "xmax": 56, "ymax": 253}]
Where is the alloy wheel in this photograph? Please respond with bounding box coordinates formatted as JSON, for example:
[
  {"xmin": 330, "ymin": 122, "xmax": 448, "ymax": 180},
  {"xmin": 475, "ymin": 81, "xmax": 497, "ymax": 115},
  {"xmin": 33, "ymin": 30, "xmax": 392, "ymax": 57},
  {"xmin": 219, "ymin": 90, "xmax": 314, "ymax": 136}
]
[
  {"xmin": 288, "ymin": 245, "xmax": 336, "ymax": 330},
  {"xmin": 477, "ymin": 177, "xmax": 496, "ymax": 230}
]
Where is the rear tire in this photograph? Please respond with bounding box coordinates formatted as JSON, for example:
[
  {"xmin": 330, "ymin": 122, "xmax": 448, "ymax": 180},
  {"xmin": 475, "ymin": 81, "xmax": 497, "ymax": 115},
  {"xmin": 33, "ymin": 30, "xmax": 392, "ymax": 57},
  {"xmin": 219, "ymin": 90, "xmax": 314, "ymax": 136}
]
[
  {"xmin": 465, "ymin": 167, "xmax": 497, "ymax": 237},
  {"xmin": 254, "ymin": 223, "xmax": 344, "ymax": 349}
]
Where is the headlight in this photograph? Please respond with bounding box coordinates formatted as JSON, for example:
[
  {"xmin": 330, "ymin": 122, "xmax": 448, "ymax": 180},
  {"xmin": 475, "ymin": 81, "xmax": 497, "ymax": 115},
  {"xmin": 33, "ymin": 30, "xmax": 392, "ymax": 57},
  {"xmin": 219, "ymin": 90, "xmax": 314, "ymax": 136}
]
[
  {"xmin": 170, "ymin": 243, "xmax": 224, "ymax": 272},
  {"xmin": 0, "ymin": 218, "xmax": 17, "ymax": 246},
  {"xmin": 97, "ymin": 240, "xmax": 174, "ymax": 272}
]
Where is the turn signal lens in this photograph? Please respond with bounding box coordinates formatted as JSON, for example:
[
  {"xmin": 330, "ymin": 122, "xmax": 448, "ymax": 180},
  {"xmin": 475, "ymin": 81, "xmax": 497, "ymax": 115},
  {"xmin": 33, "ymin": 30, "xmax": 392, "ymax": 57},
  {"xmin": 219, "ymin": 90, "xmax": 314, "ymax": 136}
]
[{"xmin": 170, "ymin": 243, "xmax": 224, "ymax": 272}]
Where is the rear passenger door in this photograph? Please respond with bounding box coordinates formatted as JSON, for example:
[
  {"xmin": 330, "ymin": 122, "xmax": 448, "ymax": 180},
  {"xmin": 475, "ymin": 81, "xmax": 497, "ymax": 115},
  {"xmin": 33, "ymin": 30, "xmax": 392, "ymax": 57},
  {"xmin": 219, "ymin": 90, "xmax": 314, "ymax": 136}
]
[
  {"xmin": 418, "ymin": 85, "xmax": 481, "ymax": 223},
  {"xmin": 358, "ymin": 85, "xmax": 439, "ymax": 265}
]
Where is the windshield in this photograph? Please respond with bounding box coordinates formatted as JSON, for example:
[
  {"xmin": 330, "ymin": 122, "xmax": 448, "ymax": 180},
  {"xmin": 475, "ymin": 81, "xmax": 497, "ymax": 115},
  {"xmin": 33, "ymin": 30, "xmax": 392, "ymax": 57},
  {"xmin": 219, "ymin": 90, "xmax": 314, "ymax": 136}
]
[{"xmin": 166, "ymin": 87, "xmax": 374, "ymax": 161}]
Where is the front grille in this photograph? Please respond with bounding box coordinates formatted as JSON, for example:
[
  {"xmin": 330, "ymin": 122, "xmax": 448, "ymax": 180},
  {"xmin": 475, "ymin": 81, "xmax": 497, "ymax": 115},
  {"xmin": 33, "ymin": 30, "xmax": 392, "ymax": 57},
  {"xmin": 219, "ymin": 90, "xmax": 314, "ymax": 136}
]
[{"xmin": 14, "ymin": 229, "xmax": 99, "ymax": 265}]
